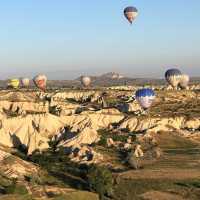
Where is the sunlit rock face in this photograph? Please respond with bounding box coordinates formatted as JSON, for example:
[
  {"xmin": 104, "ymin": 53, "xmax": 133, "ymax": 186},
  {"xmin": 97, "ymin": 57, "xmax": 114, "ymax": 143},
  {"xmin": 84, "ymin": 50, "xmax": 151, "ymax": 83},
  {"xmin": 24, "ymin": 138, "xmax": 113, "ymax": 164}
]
[
  {"xmin": 0, "ymin": 109, "xmax": 124, "ymax": 154},
  {"xmin": 0, "ymin": 87, "xmax": 199, "ymax": 158},
  {"xmin": 50, "ymin": 91, "xmax": 97, "ymax": 102}
]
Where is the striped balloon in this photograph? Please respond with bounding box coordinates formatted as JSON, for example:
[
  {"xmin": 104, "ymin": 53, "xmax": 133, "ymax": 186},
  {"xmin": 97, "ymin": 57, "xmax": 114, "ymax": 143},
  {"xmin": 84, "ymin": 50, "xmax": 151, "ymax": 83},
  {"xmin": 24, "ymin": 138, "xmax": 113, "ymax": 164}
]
[
  {"xmin": 135, "ymin": 88, "xmax": 155, "ymax": 109},
  {"xmin": 33, "ymin": 74, "xmax": 47, "ymax": 91},
  {"xmin": 124, "ymin": 6, "xmax": 138, "ymax": 24},
  {"xmin": 165, "ymin": 68, "xmax": 182, "ymax": 89},
  {"xmin": 21, "ymin": 78, "xmax": 30, "ymax": 87}
]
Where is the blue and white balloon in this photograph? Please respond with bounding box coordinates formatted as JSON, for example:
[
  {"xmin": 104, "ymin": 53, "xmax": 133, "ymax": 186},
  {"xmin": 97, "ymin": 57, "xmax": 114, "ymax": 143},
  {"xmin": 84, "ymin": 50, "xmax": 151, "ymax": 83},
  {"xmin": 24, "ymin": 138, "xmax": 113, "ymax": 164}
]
[
  {"xmin": 135, "ymin": 88, "xmax": 155, "ymax": 109},
  {"xmin": 165, "ymin": 68, "xmax": 182, "ymax": 89}
]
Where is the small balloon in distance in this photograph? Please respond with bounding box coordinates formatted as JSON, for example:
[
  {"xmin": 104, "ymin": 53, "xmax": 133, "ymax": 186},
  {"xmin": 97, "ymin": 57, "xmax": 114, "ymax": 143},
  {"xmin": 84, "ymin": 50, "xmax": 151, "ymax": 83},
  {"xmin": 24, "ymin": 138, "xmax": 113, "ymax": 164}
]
[
  {"xmin": 21, "ymin": 78, "xmax": 30, "ymax": 87},
  {"xmin": 165, "ymin": 68, "xmax": 182, "ymax": 89},
  {"xmin": 124, "ymin": 6, "xmax": 138, "ymax": 24},
  {"xmin": 179, "ymin": 74, "xmax": 190, "ymax": 89},
  {"xmin": 33, "ymin": 74, "xmax": 47, "ymax": 91},
  {"xmin": 81, "ymin": 76, "xmax": 91, "ymax": 87},
  {"xmin": 8, "ymin": 79, "xmax": 20, "ymax": 89}
]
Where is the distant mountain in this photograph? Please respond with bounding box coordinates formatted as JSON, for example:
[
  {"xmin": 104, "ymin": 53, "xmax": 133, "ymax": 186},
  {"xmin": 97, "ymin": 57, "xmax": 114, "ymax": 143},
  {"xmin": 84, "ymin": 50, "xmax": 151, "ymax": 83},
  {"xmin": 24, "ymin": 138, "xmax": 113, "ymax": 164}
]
[
  {"xmin": 75, "ymin": 72, "xmax": 165, "ymax": 87},
  {"xmin": 74, "ymin": 73, "xmax": 200, "ymax": 87},
  {"xmin": 99, "ymin": 72, "xmax": 124, "ymax": 79}
]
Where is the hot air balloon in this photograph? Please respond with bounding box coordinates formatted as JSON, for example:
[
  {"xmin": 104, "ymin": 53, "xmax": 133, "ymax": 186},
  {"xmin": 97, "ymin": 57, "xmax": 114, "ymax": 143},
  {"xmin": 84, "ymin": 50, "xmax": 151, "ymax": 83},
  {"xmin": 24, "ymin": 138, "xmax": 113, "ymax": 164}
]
[
  {"xmin": 33, "ymin": 74, "xmax": 47, "ymax": 91},
  {"xmin": 81, "ymin": 76, "xmax": 91, "ymax": 87},
  {"xmin": 8, "ymin": 79, "xmax": 20, "ymax": 89},
  {"xmin": 135, "ymin": 88, "xmax": 155, "ymax": 110},
  {"xmin": 21, "ymin": 78, "xmax": 30, "ymax": 88},
  {"xmin": 179, "ymin": 74, "xmax": 190, "ymax": 89},
  {"xmin": 124, "ymin": 6, "xmax": 138, "ymax": 24},
  {"xmin": 165, "ymin": 69, "xmax": 182, "ymax": 89}
]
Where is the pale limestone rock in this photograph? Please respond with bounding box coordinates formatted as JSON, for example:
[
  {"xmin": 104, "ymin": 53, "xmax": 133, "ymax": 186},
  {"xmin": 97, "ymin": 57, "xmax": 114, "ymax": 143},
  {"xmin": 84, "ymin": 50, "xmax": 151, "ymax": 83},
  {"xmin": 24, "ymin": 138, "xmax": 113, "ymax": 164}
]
[
  {"xmin": 134, "ymin": 145, "xmax": 144, "ymax": 158},
  {"xmin": 184, "ymin": 118, "xmax": 200, "ymax": 130},
  {"xmin": 59, "ymin": 127, "xmax": 99, "ymax": 148},
  {"xmin": 0, "ymin": 149, "xmax": 38, "ymax": 179},
  {"xmin": 51, "ymin": 91, "xmax": 96, "ymax": 102}
]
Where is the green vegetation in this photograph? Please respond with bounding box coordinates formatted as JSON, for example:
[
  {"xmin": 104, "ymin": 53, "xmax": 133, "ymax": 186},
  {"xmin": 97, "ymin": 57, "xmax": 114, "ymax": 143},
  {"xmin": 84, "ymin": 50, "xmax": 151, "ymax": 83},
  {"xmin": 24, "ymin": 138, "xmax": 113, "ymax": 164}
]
[
  {"xmin": 0, "ymin": 175, "xmax": 30, "ymax": 197},
  {"xmin": 25, "ymin": 170, "xmax": 64, "ymax": 187},
  {"xmin": 97, "ymin": 129, "xmax": 134, "ymax": 147},
  {"xmin": 87, "ymin": 165, "xmax": 113, "ymax": 199},
  {"xmin": 29, "ymin": 148, "xmax": 114, "ymax": 199},
  {"xmin": 13, "ymin": 143, "xmax": 115, "ymax": 199},
  {"xmin": 4, "ymin": 179, "xmax": 28, "ymax": 195}
]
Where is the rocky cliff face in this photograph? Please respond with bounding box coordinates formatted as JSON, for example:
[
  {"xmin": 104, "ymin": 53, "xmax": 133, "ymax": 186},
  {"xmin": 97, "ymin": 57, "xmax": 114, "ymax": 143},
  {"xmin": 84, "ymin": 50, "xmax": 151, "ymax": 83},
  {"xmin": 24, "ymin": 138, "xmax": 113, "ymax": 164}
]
[{"xmin": 0, "ymin": 89, "xmax": 199, "ymax": 155}]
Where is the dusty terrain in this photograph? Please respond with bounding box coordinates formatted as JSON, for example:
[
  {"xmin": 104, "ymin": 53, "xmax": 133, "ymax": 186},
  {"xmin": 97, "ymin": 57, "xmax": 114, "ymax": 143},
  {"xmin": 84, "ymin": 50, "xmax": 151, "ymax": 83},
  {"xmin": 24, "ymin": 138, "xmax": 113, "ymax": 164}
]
[{"xmin": 0, "ymin": 85, "xmax": 199, "ymax": 199}]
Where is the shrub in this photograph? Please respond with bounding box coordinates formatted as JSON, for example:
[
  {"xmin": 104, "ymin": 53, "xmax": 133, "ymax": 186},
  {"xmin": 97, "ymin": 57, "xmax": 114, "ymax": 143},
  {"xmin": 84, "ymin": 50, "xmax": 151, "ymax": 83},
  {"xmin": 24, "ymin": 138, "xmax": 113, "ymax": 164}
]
[
  {"xmin": 98, "ymin": 129, "xmax": 135, "ymax": 147},
  {"xmin": 5, "ymin": 179, "xmax": 28, "ymax": 195},
  {"xmin": 87, "ymin": 165, "xmax": 113, "ymax": 199},
  {"xmin": 98, "ymin": 135, "xmax": 107, "ymax": 147}
]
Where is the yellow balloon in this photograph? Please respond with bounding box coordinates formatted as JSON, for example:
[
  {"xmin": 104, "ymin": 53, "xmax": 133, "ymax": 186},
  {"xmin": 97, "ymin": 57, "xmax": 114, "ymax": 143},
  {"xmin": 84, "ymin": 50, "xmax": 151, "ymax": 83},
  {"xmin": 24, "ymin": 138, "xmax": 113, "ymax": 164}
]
[{"xmin": 8, "ymin": 79, "xmax": 20, "ymax": 89}]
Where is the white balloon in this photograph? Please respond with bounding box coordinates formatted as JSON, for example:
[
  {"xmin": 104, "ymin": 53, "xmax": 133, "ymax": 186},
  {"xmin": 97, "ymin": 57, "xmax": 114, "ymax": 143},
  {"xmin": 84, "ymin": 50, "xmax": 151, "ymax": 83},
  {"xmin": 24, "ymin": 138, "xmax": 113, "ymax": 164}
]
[
  {"xmin": 179, "ymin": 74, "xmax": 190, "ymax": 89},
  {"xmin": 81, "ymin": 76, "xmax": 91, "ymax": 87},
  {"xmin": 33, "ymin": 74, "xmax": 47, "ymax": 90},
  {"xmin": 137, "ymin": 96, "xmax": 155, "ymax": 109}
]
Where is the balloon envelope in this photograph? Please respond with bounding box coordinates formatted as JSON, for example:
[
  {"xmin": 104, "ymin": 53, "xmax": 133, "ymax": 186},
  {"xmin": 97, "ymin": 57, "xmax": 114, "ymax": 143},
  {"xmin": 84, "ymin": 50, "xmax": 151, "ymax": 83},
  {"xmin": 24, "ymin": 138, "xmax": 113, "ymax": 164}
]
[
  {"xmin": 33, "ymin": 74, "xmax": 47, "ymax": 91},
  {"xmin": 179, "ymin": 74, "xmax": 190, "ymax": 89},
  {"xmin": 135, "ymin": 88, "xmax": 155, "ymax": 109},
  {"xmin": 8, "ymin": 79, "xmax": 20, "ymax": 89},
  {"xmin": 81, "ymin": 76, "xmax": 91, "ymax": 87},
  {"xmin": 21, "ymin": 78, "xmax": 30, "ymax": 87},
  {"xmin": 165, "ymin": 68, "xmax": 182, "ymax": 88},
  {"xmin": 124, "ymin": 6, "xmax": 138, "ymax": 24}
]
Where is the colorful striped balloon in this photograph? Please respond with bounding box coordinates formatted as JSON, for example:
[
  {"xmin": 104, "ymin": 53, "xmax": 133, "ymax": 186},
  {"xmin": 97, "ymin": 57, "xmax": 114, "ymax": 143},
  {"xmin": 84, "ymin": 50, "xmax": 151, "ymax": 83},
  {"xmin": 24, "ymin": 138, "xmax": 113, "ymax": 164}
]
[{"xmin": 21, "ymin": 78, "xmax": 30, "ymax": 87}]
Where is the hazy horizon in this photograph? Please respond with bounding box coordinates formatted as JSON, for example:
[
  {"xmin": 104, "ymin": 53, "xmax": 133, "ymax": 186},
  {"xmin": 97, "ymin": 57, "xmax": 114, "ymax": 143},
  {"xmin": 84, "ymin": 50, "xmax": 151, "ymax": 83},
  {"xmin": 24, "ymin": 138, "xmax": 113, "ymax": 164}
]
[
  {"xmin": 1, "ymin": 67, "xmax": 200, "ymax": 81},
  {"xmin": 0, "ymin": 1, "xmax": 200, "ymax": 79}
]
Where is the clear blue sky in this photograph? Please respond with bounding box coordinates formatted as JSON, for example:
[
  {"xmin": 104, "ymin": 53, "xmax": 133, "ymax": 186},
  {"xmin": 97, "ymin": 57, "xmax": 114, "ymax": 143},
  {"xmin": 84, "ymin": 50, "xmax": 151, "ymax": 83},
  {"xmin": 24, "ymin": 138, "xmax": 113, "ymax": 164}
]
[{"xmin": 0, "ymin": 0, "xmax": 199, "ymax": 79}]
